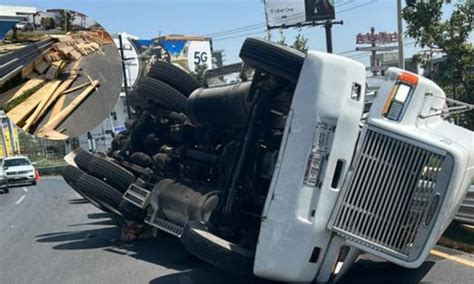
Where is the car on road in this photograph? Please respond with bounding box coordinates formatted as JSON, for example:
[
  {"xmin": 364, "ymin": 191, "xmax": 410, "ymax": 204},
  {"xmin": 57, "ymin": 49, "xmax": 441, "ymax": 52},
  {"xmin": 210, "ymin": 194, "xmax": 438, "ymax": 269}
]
[
  {"xmin": 2, "ymin": 156, "xmax": 37, "ymax": 186},
  {"xmin": 15, "ymin": 21, "xmax": 34, "ymax": 32},
  {"xmin": 0, "ymin": 167, "xmax": 9, "ymax": 193}
]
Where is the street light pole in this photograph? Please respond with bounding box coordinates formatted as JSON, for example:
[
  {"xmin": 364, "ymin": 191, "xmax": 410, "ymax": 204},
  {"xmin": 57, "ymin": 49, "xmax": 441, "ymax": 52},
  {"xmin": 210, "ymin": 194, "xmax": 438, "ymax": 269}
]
[{"xmin": 397, "ymin": 0, "xmax": 405, "ymax": 69}]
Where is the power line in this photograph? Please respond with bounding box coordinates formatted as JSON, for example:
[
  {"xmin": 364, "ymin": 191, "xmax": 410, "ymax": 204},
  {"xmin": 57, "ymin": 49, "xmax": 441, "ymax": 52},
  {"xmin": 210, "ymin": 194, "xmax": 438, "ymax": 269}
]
[
  {"xmin": 208, "ymin": 0, "xmax": 353, "ymax": 37},
  {"xmin": 337, "ymin": 41, "xmax": 416, "ymax": 56},
  {"xmin": 209, "ymin": 0, "xmax": 377, "ymax": 39},
  {"xmin": 213, "ymin": 30, "xmax": 267, "ymax": 42}
]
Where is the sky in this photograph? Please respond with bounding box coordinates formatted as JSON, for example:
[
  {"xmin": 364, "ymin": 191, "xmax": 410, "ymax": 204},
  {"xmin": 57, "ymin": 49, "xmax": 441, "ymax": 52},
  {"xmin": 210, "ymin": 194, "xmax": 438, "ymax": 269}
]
[{"xmin": 2, "ymin": 0, "xmax": 470, "ymax": 65}]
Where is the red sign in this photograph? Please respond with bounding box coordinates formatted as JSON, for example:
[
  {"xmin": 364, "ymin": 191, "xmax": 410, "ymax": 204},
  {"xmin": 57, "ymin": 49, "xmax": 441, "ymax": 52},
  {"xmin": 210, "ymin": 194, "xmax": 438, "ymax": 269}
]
[{"xmin": 356, "ymin": 31, "xmax": 398, "ymax": 44}]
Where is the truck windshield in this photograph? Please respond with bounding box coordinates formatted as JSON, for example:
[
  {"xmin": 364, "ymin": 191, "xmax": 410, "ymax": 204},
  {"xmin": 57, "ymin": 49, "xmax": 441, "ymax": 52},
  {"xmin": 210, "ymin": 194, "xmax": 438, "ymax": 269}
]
[{"xmin": 3, "ymin": 159, "xmax": 30, "ymax": 167}]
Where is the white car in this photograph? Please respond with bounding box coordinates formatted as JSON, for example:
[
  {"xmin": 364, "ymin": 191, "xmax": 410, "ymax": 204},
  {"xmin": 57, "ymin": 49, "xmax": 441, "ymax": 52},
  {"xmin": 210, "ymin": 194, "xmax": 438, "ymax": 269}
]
[
  {"xmin": 2, "ymin": 156, "xmax": 37, "ymax": 186},
  {"xmin": 15, "ymin": 21, "xmax": 33, "ymax": 31}
]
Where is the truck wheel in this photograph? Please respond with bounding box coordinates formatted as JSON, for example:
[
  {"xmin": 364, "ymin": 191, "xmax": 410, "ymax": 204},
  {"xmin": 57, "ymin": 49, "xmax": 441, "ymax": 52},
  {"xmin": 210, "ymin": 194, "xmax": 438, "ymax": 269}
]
[
  {"xmin": 135, "ymin": 77, "xmax": 187, "ymax": 112},
  {"xmin": 180, "ymin": 221, "xmax": 254, "ymax": 275},
  {"xmin": 148, "ymin": 61, "xmax": 201, "ymax": 97},
  {"xmin": 88, "ymin": 156, "xmax": 136, "ymax": 193},
  {"xmin": 62, "ymin": 165, "xmax": 112, "ymax": 213},
  {"xmin": 77, "ymin": 173, "xmax": 124, "ymax": 215},
  {"xmin": 62, "ymin": 165, "xmax": 84, "ymax": 188},
  {"xmin": 74, "ymin": 147, "xmax": 94, "ymax": 173},
  {"xmin": 239, "ymin": 37, "xmax": 305, "ymax": 82}
]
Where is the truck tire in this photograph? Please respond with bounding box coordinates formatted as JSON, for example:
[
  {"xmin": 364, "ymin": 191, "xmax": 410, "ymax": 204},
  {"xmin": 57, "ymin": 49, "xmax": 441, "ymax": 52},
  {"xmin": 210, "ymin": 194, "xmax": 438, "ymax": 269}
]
[
  {"xmin": 62, "ymin": 165, "xmax": 112, "ymax": 213},
  {"xmin": 148, "ymin": 61, "xmax": 201, "ymax": 97},
  {"xmin": 136, "ymin": 77, "xmax": 187, "ymax": 112},
  {"xmin": 180, "ymin": 221, "xmax": 254, "ymax": 275},
  {"xmin": 74, "ymin": 148, "xmax": 94, "ymax": 173},
  {"xmin": 239, "ymin": 37, "xmax": 305, "ymax": 82},
  {"xmin": 88, "ymin": 156, "xmax": 135, "ymax": 193},
  {"xmin": 62, "ymin": 165, "xmax": 83, "ymax": 188},
  {"xmin": 77, "ymin": 173, "xmax": 123, "ymax": 214}
]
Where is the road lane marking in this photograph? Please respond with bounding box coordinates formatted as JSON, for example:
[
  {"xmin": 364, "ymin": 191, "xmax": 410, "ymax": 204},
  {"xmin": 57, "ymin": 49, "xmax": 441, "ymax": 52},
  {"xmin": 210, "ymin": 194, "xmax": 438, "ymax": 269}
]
[
  {"xmin": 431, "ymin": 249, "xmax": 474, "ymax": 268},
  {"xmin": 23, "ymin": 187, "xmax": 28, "ymax": 192},
  {"xmin": 15, "ymin": 195, "xmax": 26, "ymax": 205}
]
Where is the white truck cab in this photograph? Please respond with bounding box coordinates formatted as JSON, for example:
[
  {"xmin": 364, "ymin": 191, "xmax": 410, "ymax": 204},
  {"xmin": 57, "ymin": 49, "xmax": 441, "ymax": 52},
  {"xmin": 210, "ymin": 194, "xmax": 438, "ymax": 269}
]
[{"xmin": 255, "ymin": 63, "xmax": 473, "ymax": 282}]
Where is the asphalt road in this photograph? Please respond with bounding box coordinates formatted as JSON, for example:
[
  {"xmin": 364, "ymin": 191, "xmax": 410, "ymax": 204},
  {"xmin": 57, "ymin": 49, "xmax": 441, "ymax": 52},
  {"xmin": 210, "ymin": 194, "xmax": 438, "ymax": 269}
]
[{"xmin": 0, "ymin": 177, "xmax": 473, "ymax": 284}]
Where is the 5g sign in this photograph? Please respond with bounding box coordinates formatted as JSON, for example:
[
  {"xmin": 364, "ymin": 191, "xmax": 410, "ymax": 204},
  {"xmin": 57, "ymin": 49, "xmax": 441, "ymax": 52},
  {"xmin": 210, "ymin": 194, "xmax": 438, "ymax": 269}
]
[
  {"xmin": 187, "ymin": 41, "xmax": 212, "ymax": 72},
  {"xmin": 194, "ymin": 51, "xmax": 208, "ymax": 65}
]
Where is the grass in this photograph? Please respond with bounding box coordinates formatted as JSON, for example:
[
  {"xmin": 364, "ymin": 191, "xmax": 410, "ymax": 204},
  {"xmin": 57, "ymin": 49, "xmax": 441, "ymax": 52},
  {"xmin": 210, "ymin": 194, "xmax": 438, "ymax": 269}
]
[
  {"xmin": 33, "ymin": 159, "xmax": 67, "ymax": 169},
  {"xmin": 3, "ymin": 81, "xmax": 47, "ymax": 112}
]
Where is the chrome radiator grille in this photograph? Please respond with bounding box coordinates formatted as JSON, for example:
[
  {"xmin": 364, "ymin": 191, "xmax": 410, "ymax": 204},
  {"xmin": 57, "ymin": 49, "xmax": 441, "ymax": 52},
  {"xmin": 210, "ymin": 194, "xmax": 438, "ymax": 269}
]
[{"xmin": 331, "ymin": 127, "xmax": 452, "ymax": 260}]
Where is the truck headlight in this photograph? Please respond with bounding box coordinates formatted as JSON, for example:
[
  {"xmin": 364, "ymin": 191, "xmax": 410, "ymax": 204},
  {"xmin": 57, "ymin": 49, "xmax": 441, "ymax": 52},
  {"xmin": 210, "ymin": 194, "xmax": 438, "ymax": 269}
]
[{"xmin": 383, "ymin": 72, "xmax": 418, "ymax": 121}]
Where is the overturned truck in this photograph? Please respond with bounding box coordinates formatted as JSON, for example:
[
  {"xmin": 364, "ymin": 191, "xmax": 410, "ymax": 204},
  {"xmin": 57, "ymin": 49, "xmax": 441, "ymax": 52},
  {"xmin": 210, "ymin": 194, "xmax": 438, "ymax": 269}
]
[{"xmin": 62, "ymin": 38, "xmax": 474, "ymax": 282}]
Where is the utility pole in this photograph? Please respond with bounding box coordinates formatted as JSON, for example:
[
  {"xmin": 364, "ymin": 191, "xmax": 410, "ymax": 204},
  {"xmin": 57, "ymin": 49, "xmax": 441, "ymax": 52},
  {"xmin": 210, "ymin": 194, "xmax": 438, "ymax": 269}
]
[
  {"xmin": 370, "ymin": 27, "xmax": 377, "ymax": 76},
  {"xmin": 64, "ymin": 9, "xmax": 67, "ymax": 32},
  {"xmin": 397, "ymin": 0, "xmax": 405, "ymax": 69},
  {"xmin": 118, "ymin": 34, "xmax": 132, "ymax": 120},
  {"xmin": 324, "ymin": 20, "xmax": 343, "ymax": 53}
]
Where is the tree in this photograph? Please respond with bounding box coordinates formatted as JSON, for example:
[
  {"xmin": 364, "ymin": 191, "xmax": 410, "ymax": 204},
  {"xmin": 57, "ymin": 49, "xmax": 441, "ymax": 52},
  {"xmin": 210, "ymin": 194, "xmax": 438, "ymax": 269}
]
[
  {"xmin": 292, "ymin": 34, "xmax": 309, "ymax": 53},
  {"xmin": 277, "ymin": 29, "xmax": 287, "ymax": 46},
  {"xmin": 272, "ymin": 30, "xmax": 309, "ymax": 53},
  {"xmin": 403, "ymin": 0, "xmax": 473, "ymax": 129},
  {"xmin": 58, "ymin": 10, "xmax": 75, "ymax": 32},
  {"xmin": 40, "ymin": 17, "xmax": 55, "ymax": 30},
  {"xmin": 190, "ymin": 64, "xmax": 208, "ymax": 85}
]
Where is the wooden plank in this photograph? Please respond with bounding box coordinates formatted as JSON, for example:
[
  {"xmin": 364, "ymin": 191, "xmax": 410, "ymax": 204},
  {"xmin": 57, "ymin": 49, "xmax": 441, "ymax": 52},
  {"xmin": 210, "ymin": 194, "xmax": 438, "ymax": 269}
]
[
  {"xmin": 62, "ymin": 81, "xmax": 91, "ymax": 94},
  {"xmin": 21, "ymin": 62, "xmax": 35, "ymax": 78},
  {"xmin": 22, "ymin": 80, "xmax": 62, "ymax": 132},
  {"xmin": 67, "ymin": 50, "xmax": 82, "ymax": 60},
  {"xmin": 49, "ymin": 60, "xmax": 83, "ymax": 118},
  {"xmin": 44, "ymin": 60, "xmax": 63, "ymax": 80},
  {"xmin": 7, "ymin": 77, "xmax": 45, "ymax": 102},
  {"xmin": 50, "ymin": 94, "xmax": 66, "ymax": 118},
  {"xmin": 38, "ymin": 80, "xmax": 100, "ymax": 139},
  {"xmin": 23, "ymin": 75, "xmax": 78, "ymax": 132},
  {"xmin": 6, "ymin": 83, "xmax": 54, "ymax": 127},
  {"xmin": 34, "ymin": 60, "xmax": 50, "ymax": 74}
]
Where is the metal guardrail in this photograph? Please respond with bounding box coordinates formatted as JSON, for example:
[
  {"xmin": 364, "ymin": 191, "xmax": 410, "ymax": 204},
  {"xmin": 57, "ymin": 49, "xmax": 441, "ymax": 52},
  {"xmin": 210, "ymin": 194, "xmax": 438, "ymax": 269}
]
[
  {"xmin": 0, "ymin": 38, "xmax": 55, "ymax": 86},
  {"xmin": 454, "ymin": 186, "xmax": 474, "ymax": 225},
  {"xmin": 37, "ymin": 165, "xmax": 65, "ymax": 176}
]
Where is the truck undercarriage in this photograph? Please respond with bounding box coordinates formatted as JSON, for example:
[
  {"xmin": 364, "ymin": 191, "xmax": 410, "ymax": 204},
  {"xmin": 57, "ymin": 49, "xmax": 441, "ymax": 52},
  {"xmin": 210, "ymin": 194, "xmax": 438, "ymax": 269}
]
[{"xmin": 62, "ymin": 37, "xmax": 474, "ymax": 282}]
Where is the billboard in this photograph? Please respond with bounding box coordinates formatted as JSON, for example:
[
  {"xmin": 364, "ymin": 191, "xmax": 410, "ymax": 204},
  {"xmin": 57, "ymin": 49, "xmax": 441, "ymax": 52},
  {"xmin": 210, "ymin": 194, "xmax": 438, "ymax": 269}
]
[
  {"xmin": 264, "ymin": 0, "xmax": 335, "ymax": 28},
  {"xmin": 186, "ymin": 41, "xmax": 212, "ymax": 72},
  {"xmin": 0, "ymin": 115, "xmax": 20, "ymax": 158}
]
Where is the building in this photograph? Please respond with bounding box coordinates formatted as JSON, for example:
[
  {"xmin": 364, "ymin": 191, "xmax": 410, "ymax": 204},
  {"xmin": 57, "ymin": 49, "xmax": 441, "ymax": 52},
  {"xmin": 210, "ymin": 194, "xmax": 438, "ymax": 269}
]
[
  {"xmin": 151, "ymin": 34, "xmax": 213, "ymax": 72},
  {"xmin": 0, "ymin": 5, "xmax": 37, "ymax": 40}
]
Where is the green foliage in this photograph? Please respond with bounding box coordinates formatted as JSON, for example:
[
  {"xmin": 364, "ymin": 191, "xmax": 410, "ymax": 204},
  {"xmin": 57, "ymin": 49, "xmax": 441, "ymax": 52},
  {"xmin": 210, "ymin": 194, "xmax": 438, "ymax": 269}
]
[
  {"xmin": 291, "ymin": 34, "xmax": 309, "ymax": 53},
  {"xmin": 403, "ymin": 0, "xmax": 474, "ymax": 129},
  {"xmin": 40, "ymin": 17, "xmax": 55, "ymax": 30},
  {"xmin": 277, "ymin": 29, "xmax": 287, "ymax": 46},
  {"xmin": 58, "ymin": 10, "xmax": 75, "ymax": 32},
  {"xmin": 190, "ymin": 64, "xmax": 208, "ymax": 84},
  {"xmin": 4, "ymin": 81, "xmax": 47, "ymax": 112},
  {"xmin": 272, "ymin": 30, "xmax": 309, "ymax": 53}
]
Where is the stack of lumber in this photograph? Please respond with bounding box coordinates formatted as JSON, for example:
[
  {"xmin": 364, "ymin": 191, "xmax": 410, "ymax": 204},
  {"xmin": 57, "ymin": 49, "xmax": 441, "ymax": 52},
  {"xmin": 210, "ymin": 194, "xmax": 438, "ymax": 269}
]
[
  {"xmin": 78, "ymin": 30, "xmax": 114, "ymax": 45},
  {"xmin": 6, "ymin": 59, "xmax": 100, "ymax": 140},
  {"xmin": 20, "ymin": 32, "xmax": 103, "ymax": 79}
]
